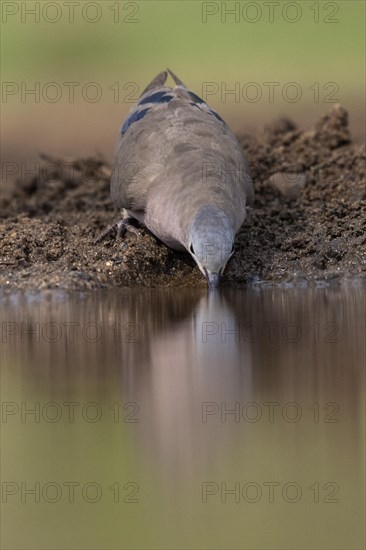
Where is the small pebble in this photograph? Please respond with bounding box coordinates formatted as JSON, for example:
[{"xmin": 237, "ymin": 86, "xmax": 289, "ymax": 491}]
[{"xmin": 269, "ymin": 172, "xmax": 306, "ymax": 199}]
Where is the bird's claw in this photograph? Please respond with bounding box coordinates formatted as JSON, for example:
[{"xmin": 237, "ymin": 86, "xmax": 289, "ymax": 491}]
[{"xmin": 94, "ymin": 218, "xmax": 139, "ymax": 245}]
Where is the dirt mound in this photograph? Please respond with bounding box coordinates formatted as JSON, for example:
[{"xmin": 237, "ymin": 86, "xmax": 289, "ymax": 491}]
[{"xmin": 1, "ymin": 105, "xmax": 365, "ymax": 290}]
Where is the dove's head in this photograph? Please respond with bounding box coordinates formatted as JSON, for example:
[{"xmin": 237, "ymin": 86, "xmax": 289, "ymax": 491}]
[{"xmin": 188, "ymin": 206, "xmax": 235, "ymax": 289}]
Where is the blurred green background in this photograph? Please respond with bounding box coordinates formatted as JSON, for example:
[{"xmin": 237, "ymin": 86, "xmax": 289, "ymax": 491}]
[{"xmin": 1, "ymin": 0, "xmax": 364, "ymax": 166}]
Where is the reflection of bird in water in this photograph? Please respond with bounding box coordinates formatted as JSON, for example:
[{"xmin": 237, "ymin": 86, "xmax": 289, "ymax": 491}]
[
  {"xmin": 122, "ymin": 290, "xmax": 253, "ymax": 482},
  {"xmin": 2, "ymin": 288, "xmax": 363, "ymax": 498}
]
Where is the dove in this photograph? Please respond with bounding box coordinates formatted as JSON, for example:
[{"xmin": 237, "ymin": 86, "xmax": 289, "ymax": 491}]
[{"xmin": 99, "ymin": 69, "xmax": 254, "ymax": 288}]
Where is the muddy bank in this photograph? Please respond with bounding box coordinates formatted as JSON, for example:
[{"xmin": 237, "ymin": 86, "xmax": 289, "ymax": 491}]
[{"xmin": 1, "ymin": 105, "xmax": 365, "ymax": 290}]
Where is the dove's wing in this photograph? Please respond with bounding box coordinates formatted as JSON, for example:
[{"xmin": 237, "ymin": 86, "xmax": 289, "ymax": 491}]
[{"xmin": 111, "ymin": 70, "xmax": 253, "ymax": 216}]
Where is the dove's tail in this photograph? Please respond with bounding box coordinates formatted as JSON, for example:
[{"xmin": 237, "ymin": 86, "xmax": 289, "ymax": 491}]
[
  {"xmin": 141, "ymin": 69, "xmax": 187, "ymax": 96},
  {"xmin": 141, "ymin": 70, "xmax": 168, "ymax": 95},
  {"xmin": 167, "ymin": 68, "xmax": 187, "ymax": 88}
]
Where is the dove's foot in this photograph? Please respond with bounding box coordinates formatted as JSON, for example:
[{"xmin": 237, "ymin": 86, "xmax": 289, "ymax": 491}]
[{"xmin": 94, "ymin": 217, "xmax": 140, "ymax": 244}]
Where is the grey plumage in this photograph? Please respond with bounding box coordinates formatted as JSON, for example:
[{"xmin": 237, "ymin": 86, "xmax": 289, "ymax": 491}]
[{"xmin": 110, "ymin": 69, "xmax": 254, "ymax": 288}]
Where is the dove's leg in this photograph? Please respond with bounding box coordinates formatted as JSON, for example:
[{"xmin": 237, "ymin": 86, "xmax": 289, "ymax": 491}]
[{"xmin": 94, "ymin": 210, "xmax": 140, "ymax": 244}]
